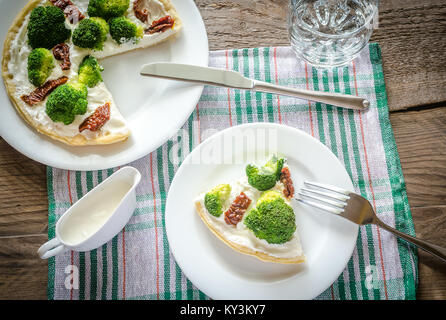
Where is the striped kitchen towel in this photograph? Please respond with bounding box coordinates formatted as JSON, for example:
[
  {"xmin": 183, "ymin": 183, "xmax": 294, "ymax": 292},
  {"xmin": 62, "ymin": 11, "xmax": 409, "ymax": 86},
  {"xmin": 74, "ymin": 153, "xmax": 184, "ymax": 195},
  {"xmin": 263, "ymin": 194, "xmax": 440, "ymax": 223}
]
[{"xmin": 47, "ymin": 43, "xmax": 418, "ymax": 300}]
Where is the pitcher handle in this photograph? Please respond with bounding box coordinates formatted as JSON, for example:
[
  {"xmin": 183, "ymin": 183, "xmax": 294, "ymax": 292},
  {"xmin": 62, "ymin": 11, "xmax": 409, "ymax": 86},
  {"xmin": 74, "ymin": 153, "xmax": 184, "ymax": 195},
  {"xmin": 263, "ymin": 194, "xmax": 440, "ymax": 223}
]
[{"xmin": 38, "ymin": 237, "xmax": 67, "ymax": 259}]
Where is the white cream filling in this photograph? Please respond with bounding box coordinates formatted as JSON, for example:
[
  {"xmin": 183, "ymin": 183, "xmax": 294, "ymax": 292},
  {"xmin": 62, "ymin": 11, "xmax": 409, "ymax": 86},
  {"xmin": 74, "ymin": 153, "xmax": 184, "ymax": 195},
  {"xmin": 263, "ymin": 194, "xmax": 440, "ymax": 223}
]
[
  {"xmin": 6, "ymin": 0, "xmax": 174, "ymax": 139},
  {"xmin": 196, "ymin": 172, "xmax": 304, "ymax": 259}
]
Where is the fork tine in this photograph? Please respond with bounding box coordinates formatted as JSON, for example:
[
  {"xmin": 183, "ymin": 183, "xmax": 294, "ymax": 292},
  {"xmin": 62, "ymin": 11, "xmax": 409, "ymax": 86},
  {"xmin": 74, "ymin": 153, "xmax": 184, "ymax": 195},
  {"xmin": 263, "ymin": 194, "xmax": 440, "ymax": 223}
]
[
  {"xmin": 300, "ymin": 187, "xmax": 350, "ymax": 202},
  {"xmin": 297, "ymin": 198, "xmax": 344, "ymax": 215},
  {"xmin": 298, "ymin": 191, "xmax": 346, "ymax": 209},
  {"xmin": 304, "ymin": 181, "xmax": 350, "ymax": 195}
]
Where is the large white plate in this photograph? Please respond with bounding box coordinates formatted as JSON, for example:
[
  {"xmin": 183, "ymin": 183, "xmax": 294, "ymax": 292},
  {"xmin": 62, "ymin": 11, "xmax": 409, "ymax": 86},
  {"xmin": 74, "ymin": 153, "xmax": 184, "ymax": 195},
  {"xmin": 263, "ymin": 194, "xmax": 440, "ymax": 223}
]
[
  {"xmin": 0, "ymin": 0, "xmax": 208, "ymax": 170},
  {"xmin": 166, "ymin": 123, "xmax": 358, "ymax": 300}
]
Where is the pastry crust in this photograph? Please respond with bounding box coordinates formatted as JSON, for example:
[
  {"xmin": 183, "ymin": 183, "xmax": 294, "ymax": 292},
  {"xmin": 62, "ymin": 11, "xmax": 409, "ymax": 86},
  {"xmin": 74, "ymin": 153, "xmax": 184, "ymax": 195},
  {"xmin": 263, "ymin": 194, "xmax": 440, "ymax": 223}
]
[
  {"xmin": 1, "ymin": 0, "xmax": 182, "ymax": 146},
  {"xmin": 195, "ymin": 201, "xmax": 306, "ymax": 264}
]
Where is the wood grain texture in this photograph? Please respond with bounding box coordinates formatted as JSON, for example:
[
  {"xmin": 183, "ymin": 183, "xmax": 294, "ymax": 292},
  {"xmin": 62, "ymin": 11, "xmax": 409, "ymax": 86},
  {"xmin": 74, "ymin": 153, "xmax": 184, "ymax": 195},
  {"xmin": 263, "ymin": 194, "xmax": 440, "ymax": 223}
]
[
  {"xmin": 1, "ymin": 106, "xmax": 445, "ymax": 299},
  {"xmin": 411, "ymin": 206, "xmax": 446, "ymax": 300},
  {"xmin": 375, "ymin": 0, "xmax": 446, "ymax": 110},
  {"xmin": 0, "ymin": 144, "xmax": 48, "ymax": 236},
  {"xmin": 390, "ymin": 106, "xmax": 446, "ymax": 299},
  {"xmin": 0, "ymin": 0, "xmax": 445, "ymax": 300},
  {"xmin": 390, "ymin": 107, "xmax": 446, "ymax": 208},
  {"xmin": 0, "ymin": 234, "xmax": 47, "ymax": 300},
  {"xmin": 197, "ymin": 0, "xmax": 446, "ymax": 111}
]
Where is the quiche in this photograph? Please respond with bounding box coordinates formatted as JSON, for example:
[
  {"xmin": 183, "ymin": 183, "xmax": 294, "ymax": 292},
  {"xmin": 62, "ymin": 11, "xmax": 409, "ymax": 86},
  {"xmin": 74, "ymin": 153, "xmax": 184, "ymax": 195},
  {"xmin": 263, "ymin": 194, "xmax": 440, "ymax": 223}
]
[
  {"xmin": 194, "ymin": 156, "xmax": 306, "ymax": 264},
  {"xmin": 2, "ymin": 0, "xmax": 182, "ymax": 145}
]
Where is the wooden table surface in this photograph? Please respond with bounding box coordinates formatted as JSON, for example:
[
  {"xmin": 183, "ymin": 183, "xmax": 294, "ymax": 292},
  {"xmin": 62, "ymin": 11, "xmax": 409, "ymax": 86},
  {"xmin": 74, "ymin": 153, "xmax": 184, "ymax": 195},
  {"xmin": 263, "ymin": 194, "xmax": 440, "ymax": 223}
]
[{"xmin": 0, "ymin": 0, "xmax": 445, "ymax": 300}]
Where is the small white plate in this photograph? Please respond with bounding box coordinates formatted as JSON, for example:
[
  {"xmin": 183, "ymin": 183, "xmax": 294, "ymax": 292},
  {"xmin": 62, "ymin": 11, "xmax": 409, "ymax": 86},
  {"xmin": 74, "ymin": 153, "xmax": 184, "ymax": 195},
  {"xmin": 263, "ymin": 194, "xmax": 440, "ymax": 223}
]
[
  {"xmin": 165, "ymin": 123, "xmax": 358, "ymax": 300},
  {"xmin": 0, "ymin": 0, "xmax": 208, "ymax": 170}
]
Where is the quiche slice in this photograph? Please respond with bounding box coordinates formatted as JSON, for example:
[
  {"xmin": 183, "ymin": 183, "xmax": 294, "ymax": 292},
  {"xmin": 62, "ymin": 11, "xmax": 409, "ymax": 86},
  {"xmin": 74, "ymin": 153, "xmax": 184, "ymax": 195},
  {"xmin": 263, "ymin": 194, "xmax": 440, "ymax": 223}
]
[
  {"xmin": 194, "ymin": 156, "xmax": 306, "ymax": 264},
  {"xmin": 2, "ymin": 0, "xmax": 182, "ymax": 146}
]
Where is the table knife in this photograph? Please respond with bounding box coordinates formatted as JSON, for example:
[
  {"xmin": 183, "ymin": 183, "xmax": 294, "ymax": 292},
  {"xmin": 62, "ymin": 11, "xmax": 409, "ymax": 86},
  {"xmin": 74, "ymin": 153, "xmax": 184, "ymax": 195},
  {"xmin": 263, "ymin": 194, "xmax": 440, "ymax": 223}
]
[{"xmin": 140, "ymin": 62, "xmax": 370, "ymax": 111}]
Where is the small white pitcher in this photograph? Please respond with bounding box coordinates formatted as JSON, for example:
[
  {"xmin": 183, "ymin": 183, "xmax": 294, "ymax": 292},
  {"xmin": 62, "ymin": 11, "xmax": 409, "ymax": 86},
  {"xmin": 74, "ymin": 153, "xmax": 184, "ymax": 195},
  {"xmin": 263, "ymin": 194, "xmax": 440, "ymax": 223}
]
[{"xmin": 38, "ymin": 166, "xmax": 141, "ymax": 259}]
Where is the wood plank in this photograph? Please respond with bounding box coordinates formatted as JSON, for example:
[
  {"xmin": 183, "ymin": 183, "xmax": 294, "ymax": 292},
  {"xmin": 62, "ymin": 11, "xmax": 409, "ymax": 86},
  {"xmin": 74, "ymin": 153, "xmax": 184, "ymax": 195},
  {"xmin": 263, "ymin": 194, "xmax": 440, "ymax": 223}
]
[
  {"xmin": 391, "ymin": 107, "xmax": 446, "ymax": 299},
  {"xmin": 411, "ymin": 206, "xmax": 446, "ymax": 300},
  {"xmin": 196, "ymin": 0, "xmax": 289, "ymax": 50},
  {"xmin": 196, "ymin": 0, "xmax": 446, "ymax": 111},
  {"xmin": 0, "ymin": 234, "xmax": 47, "ymax": 300},
  {"xmin": 375, "ymin": 0, "xmax": 446, "ymax": 110},
  {"xmin": 0, "ymin": 106, "xmax": 444, "ymax": 299},
  {"xmin": 1, "ymin": 107, "xmax": 443, "ymax": 236},
  {"xmin": 0, "ymin": 206, "xmax": 444, "ymax": 300},
  {"xmin": 0, "ymin": 140, "xmax": 48, "ymax": 236},
  {"xmin": 390, "ymin": 106, "xmax": 446, "ymax": 208},
  {"xmin": 0, "ymin": 0, "xmax": 445, "ymax": 300}
]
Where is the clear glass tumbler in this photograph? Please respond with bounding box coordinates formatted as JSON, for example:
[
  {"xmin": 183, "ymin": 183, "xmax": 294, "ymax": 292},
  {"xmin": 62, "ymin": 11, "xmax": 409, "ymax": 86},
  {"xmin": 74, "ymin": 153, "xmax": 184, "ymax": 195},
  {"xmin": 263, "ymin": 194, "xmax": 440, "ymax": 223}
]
[{"xmin": 288, "ymin": 0, "xmax": 379, "ymax": 67}]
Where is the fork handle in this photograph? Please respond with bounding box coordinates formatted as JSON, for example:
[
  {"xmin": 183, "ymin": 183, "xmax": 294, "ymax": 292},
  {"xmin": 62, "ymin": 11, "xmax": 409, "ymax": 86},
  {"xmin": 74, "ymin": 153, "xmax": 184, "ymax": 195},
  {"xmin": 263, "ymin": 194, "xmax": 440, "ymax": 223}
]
[{"xmin": 375, "ymin": 218, "xmax": 446, "ymax": 262}]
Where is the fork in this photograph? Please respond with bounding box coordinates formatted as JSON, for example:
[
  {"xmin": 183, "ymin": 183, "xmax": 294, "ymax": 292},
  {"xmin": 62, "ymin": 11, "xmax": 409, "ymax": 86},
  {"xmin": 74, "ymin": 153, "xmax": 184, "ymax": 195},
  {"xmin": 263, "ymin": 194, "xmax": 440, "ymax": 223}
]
[{"xmin": 297, "ymin": 181, "xmax": 446, "ymax": 262}]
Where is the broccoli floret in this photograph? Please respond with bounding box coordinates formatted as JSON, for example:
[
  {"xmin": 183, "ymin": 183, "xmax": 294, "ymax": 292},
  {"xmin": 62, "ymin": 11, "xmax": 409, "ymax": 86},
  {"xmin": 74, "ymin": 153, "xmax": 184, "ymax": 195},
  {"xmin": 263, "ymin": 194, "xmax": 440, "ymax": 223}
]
[
  {"xmin": 244, "ymin": 191, "xmax": 296, "ymax": 244},
  {"xmin": 45, "ymin": 82, "xmax": 88, "ymax": 125},
  {"xmin": 257, "ymin": 190, "xmax": 283, "ymax": 203},
  {"xmin": 246, "ymin": 156, "xmax": 284, "ymax": 191},
  {"xmin": 72, "ymin": 17, "xmax": 109, "ymax": 50},
  {"xmin": 204, "ymin": 184, "xmax": 231, "ymax": 217},
  {"xmin": 109, "ymin": 16, "xmax": 144, "ymax": 44},
  {"xmin": 91, "ymin": 17, "xmax": 109, "ymax": 39},
  {"xmin": 78, "ymin": 56, "xmax": 103, "ymax": 88},
  {"xmin": 27, "ymin": 48, "xmax": 54, "ymax": 87},
  {"xmin": 87, "ymin": 0, "xmax": 130, "ymax": 21},
  {"xmin": 27, "ymin": 6, "xmax": 71, "ymax": 49}
]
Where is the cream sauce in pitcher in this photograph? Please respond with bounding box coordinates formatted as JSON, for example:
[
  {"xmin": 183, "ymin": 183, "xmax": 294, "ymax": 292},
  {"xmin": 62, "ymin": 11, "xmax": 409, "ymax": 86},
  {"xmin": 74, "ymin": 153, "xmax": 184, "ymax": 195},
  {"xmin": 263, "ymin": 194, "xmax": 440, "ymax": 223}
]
[
  {"xmin": 58, "ymin": 180, "xmax": 134, "ymax": 246},
  {"xmin": 38, "ymin": 167, "xmax": 141, "ymax": 259}
]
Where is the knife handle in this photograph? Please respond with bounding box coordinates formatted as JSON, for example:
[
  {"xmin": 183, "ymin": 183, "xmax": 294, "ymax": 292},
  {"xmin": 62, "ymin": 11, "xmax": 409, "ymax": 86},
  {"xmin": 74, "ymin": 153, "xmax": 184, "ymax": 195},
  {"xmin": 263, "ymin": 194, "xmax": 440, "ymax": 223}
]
[{"xmin": 253, "ymin": 81, "xmax": 370, "ymax": 111}]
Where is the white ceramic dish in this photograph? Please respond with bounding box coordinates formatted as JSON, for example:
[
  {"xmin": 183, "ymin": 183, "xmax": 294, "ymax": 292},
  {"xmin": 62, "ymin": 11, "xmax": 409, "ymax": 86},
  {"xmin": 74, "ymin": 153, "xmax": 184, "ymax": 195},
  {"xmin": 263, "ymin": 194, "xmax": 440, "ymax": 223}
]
[
  {"xmin": 165, "ymin": 123, "xmax": 358, "ymax": 300},
  {"xmin": 38, "ymin": 166, "xmax": 141, "ymax": 259},
  {"xmin": 0, "ymin": 0, "xmax": 209, "ymax": 170}
]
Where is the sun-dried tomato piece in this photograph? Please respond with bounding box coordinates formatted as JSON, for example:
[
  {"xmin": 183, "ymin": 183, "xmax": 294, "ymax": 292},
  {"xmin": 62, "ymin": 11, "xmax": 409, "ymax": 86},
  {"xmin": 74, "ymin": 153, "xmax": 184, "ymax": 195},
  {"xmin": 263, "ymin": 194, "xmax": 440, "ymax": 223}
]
[
  {"xmin": 133, "ymin": 0, "xmax": 149, "ymax": 23},
  {"xmin": 49, "ymin": 0, "xmax": 72, "ymax": 9},
  {"xmin": 145, "ymin": 16, "xmax": 174, "ymax": 34},
  {"xmin": 79, "ymin": 103, "xmax": 111, "ymax": 133},
  {"xmin": 52, "ymin": 43, "xmax": 71, "ymax": 70},
  {"xmin": 224, "ymin": 192, "xmax": 252, "ymax": 226},
  {"xmin": 280, "ymin": 167, "xmax": 294, "ymax": 198},
  {"xmin": 49, "ymin": 0, "xmax": 84, "ymax": 24},
  {"xmin": 20, "ymin": 76, "xmax": 68, "ymax": 106},
  {"xmin": 64, "ymin": 5, "xmax": 85, "ymax": 24}
]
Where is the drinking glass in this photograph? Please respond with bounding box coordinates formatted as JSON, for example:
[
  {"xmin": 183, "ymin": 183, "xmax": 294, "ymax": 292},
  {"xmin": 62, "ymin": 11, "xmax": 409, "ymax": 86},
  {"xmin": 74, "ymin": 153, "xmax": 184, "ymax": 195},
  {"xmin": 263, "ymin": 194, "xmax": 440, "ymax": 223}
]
[{"xmin": 288, "ymin": 0, "xmax": 379, "ymax": 67}]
